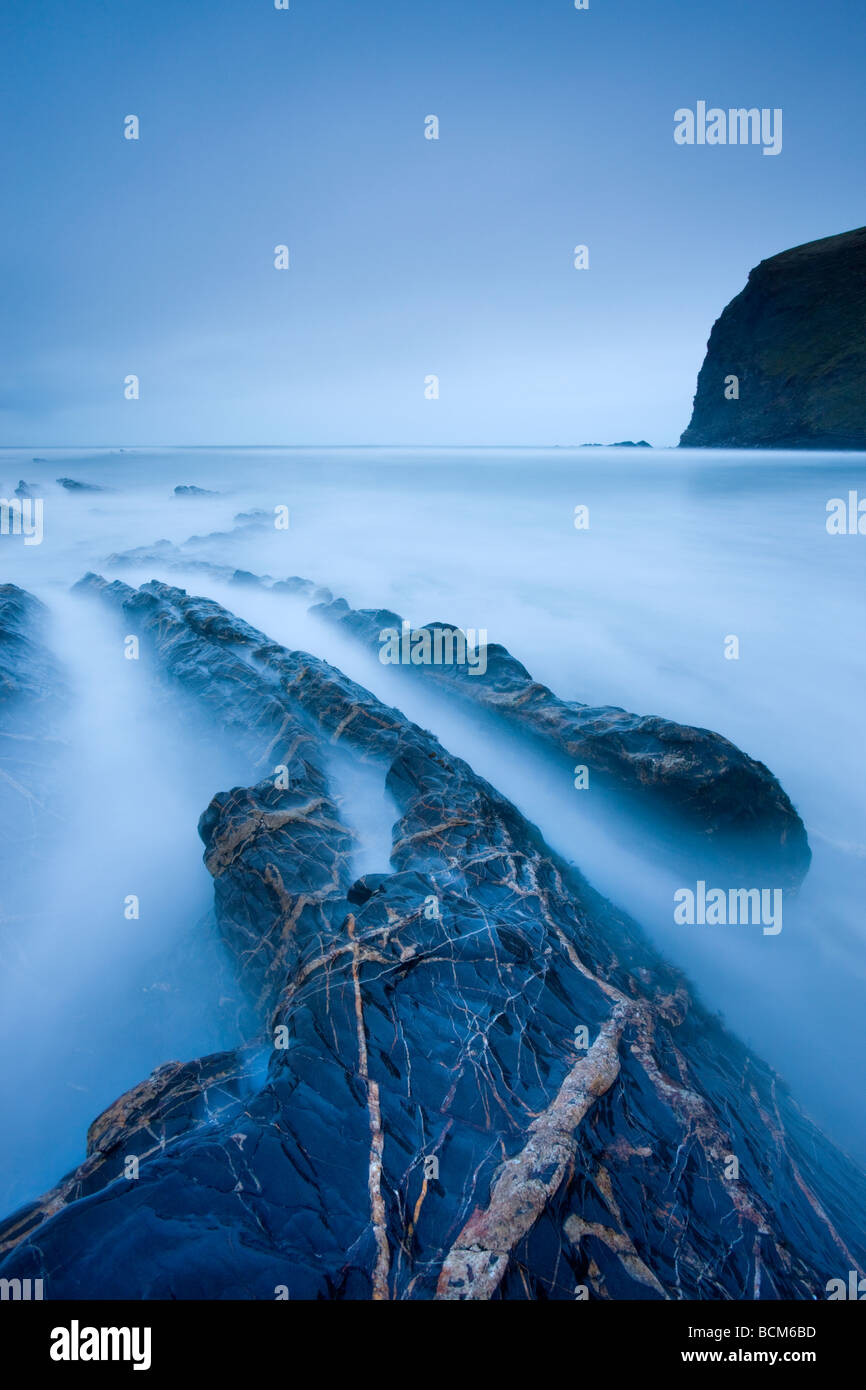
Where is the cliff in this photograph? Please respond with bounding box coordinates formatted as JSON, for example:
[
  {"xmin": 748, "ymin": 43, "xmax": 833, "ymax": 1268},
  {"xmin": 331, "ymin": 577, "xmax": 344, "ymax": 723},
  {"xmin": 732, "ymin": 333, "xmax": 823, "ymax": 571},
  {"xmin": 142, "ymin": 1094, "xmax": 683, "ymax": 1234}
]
[{"xmin": 680, "ymin": 226, "xmax": 866, "ymax": 449}]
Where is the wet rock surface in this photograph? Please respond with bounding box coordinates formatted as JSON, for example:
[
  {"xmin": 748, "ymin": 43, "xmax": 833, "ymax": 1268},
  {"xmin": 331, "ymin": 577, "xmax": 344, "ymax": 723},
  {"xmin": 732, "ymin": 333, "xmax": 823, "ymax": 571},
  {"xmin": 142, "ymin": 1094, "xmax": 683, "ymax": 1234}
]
[
  {"xmin": 0, "ymin": 1050, "xmax": 257, "ymax": 1260},
  {"xmin": 0, "ymin": 578, "xmax": 861, "ymax": 1300},
  {"xmin": 99, "ymin": 535, "xmax": 813, "ymax": 884},
  {"xmin": 0, "ymin": 585, "xmax": 65, "ymax": 869},
  {"xmin": 309, "ymin": 595, "xmax": 811, "ymax": 885}
]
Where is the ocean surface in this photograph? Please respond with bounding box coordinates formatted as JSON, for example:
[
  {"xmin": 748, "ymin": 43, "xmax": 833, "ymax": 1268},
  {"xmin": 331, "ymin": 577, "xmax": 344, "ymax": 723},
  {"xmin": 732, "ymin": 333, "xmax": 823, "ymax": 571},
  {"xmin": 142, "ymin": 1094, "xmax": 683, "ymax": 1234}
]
[{"xmin": 1, "ymin": 445, "xmax": 865, "ymax": 1213}]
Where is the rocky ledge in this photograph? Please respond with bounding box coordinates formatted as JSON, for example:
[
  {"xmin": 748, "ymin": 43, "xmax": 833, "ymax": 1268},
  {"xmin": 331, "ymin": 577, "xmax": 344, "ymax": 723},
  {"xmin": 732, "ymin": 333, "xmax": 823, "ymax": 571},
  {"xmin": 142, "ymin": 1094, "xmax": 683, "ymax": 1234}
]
[
  {"xmin": 101, "ymin": 539, "xmax": 811, "ymax": 883},
  {"xmin": 0, "ymin": 578, "xmax": 860, "ymax": 1299},
  {"xmin": 309, "ymin": 594, "xmax": 811, "ymax": 886}
]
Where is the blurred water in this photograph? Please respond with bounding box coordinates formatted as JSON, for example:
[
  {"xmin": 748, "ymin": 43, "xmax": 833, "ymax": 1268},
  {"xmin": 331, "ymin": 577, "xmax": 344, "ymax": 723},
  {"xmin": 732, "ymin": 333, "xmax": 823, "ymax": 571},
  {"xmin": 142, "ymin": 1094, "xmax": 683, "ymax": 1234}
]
[{"xmin": 0, "ymin": 444, "xmax": 864, "ymax": 1208}]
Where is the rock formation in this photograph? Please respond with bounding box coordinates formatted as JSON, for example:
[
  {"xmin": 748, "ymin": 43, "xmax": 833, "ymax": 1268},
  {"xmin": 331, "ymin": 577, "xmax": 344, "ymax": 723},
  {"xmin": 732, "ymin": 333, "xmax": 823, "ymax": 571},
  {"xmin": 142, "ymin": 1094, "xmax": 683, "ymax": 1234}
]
[
  {"xmin": 680, "ymin": 226, "xmax": 866, "ymax": 449},
  {"xmin": 310, "ymin": 596, "xmax": 811, "ymax": 886},
  {"xmin": 56, "ymin": 477, "xmax": 106, "ymax": 492},
  {"xmin": 0, "ymin": 585, "xmax": 65, "ymax": 870},
  {"xmin": 101, "ymin": 533, "xmax": 813, "ymax": 884},
  {"xmin": 0, "ymin": 577, "xmax": 861, "ymax": 1300}
]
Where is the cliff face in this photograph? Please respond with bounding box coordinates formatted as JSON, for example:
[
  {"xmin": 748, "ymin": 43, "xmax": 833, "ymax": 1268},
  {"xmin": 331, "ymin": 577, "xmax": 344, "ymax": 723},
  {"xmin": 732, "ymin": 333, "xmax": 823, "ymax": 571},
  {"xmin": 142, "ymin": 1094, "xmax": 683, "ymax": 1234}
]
[{"xmin": 680, "ymin": 226, "xmax": 866, "ymax": 449}]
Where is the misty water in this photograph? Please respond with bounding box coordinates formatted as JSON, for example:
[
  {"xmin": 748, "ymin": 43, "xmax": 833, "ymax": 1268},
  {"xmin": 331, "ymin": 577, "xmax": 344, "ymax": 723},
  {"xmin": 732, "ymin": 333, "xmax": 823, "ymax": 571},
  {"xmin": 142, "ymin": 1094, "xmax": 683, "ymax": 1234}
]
[{"xmin": 1, "ymin": 445, "xmax": 864, "ymax": 1217}]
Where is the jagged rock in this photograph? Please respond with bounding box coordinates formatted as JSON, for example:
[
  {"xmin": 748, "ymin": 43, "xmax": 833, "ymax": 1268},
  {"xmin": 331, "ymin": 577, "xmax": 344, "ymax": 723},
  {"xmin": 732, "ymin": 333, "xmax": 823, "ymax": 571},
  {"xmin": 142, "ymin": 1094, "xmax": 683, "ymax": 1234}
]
[
  {"xmin": 56, "ymin": 477, "xmax": 106, "ymax": 492},
  {"xmin": 0, "ymin": 586, "xmax": 65, "ymax": 868},
  {"xmin": 103, "ymin": 542, "xmax": 276, "ymax": 593},
  {"xmin": 0, "ymin": 1050, "xmax": 256, "ymax": 1259},
  {"xmin": 271, "ymin": 577, "xmax": 316, "ymax": 596},
  {"xmin": 0, "ymin": 586, "xmax": 57, "ymax": 707},
  {"xmin": 681, "ymin": 226, "xmax": 866, "ymax": 448},
  {"xmin": 200, "ymin": 778, "xmax": 356, "ymax": 1016},
  {"xmin": 94, "ymin": 534, "xmax": 815, "ymax": 881},
  {"xmin": 14, "ymin": 480, "xmax": 39, "ymax": 499},
  {"xmin": 310, "ymin": 597, "xmax": 811, "ymax": 885},
  {"xmin": 0, "ymin": 579, "xmax": 861, "ymax": 1300},
  {"xmin": 105, "ymin": 538, "xmax": 178, "ymax": 566},
  {"xmin": 99, "ymin": 531, "xmax": 812, "ymax": 879},
  {"xmin": 184, "ymin": 510, "xmax": 274, "ymax": 548}
]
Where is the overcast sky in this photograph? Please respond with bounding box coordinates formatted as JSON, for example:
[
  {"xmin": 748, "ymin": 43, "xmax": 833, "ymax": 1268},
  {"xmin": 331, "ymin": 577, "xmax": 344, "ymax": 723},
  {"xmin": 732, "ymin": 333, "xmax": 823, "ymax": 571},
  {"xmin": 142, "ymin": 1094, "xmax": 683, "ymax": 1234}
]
[{"xmin": 1, "ymin": 0, "xmax": 863, "ymax": 447}]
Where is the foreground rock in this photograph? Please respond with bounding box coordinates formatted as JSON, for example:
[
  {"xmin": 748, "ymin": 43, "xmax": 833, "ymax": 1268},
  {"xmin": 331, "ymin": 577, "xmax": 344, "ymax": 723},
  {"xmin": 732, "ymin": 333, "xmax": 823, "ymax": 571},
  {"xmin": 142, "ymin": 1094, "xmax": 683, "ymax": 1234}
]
[
  {"xmin": 0, "ymin": 1050, "xmax": 257, "ymax": 1259},
  {"xmin": 680, "ymin": 226, "xmax": 866, "ymax": 449},
  {"xmin": 310, "ymin": 595, "xmax": 811, "ymax": 886},
  {"xmin": 0, "ymin": 578, "xmax": 860, "ymax": 1300}
]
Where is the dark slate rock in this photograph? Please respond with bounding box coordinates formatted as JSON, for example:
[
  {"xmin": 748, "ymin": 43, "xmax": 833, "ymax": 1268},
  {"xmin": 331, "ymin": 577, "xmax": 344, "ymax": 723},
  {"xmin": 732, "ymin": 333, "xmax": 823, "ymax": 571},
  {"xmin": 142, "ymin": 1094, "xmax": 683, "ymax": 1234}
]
[
  {"xmin": 680, "ymin": 226, "xmax": 866, "ymax": 449},
  {"xmin": 310, "ymin": 596, "xmax": 811, "ymax": 886},
  {"xmin": 0, "ymin": 579, "xmax": 861, "ymax": 1301},
  {"xmin": 0, "ymin": 585, "xmax": 66, "ymax": 868},
  {"xmin": 56, "ymin": 477, "xmax": 106, "ymax": 492}
]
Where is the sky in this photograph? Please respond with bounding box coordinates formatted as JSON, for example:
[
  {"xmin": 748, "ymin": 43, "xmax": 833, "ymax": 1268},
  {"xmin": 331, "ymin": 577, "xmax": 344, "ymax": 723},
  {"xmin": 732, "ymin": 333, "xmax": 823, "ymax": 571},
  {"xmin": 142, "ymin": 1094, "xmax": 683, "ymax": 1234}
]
[{"xmin": 0, "ymin": 0, "xmax": 863, "ymax": 447}]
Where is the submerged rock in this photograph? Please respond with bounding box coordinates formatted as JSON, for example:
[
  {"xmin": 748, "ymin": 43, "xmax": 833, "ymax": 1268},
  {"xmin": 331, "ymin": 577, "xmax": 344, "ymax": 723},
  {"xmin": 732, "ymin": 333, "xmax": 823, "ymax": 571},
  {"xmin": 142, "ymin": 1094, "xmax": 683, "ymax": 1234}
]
[
  {"xmin": 94, "ymin": 537, "xmax": 815, "ymax": 883},
  {"xmin": 0, "ymin": 578, "xmax": 860, "ymax": 1300},
  {"xmin": 184, "ymin": 509, "xmax": 274, "ymax": 548},
  {"xmin": 310, "ymin": 596, "xmax": 811, "ymax": 886},
  {"xmin": 56, "ymin": 477, "xmax": 106, "ymax": 492},
  {"xmin": 680, "ymin": 226, "xmax": 866, "ymax": 449},
  {"xmin": 100, "ymin": 533, "xmax": 812, "ymax": 881},
  {"xmin": 271, "ymin": 576, "xmax": 316, "ymax": 595}
]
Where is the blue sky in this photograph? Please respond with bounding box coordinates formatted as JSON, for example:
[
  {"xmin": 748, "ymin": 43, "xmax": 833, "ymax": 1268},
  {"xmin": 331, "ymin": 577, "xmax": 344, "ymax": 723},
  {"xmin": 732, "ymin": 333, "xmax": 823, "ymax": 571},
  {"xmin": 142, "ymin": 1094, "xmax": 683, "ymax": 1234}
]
[{"xmin": 1, "ymin": 0, "xmax": 863, "ymax": 446}]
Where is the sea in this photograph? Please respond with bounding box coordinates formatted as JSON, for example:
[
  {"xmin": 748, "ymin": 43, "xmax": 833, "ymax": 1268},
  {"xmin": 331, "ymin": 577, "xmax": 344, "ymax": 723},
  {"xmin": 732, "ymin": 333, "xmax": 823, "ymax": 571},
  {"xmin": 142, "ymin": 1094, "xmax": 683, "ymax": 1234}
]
[{"xmin": 0, "ymin": 444, "xmax": 864, "ymax": 1213}]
